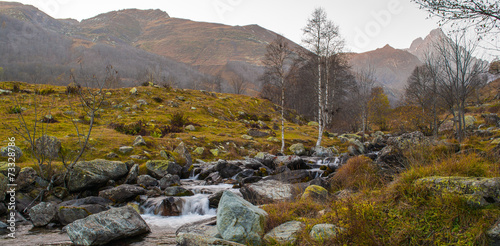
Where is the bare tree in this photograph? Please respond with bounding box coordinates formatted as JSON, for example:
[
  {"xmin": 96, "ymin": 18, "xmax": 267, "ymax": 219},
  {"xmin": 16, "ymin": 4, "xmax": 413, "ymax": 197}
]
[
  {"xmin": 229, "ymin": 73, "xmax": 248, "ymax": 95},
  {"xmin": 428, "ymin": 33, "xmax": 488, "ymax": 141},
  {"xmin": 354, "ymin": 68, "xmax": 376, "ymax": 141},
  {"xmin": 412, "ymin": 0, "xmax": 500, "ymax": 35},
  {"xmin": 262, "ymin": 35, "xmax": 292, "ymax": 153},
  {"xmin": 303, "ymin": 7, "xmax": 343, "ymax": 147}
]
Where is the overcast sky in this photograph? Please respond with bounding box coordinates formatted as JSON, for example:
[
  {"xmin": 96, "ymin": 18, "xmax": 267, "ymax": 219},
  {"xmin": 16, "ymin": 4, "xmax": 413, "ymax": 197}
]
[{"xmin": 13, "ymin": 0, "xmax": 441, "ymax": 53}]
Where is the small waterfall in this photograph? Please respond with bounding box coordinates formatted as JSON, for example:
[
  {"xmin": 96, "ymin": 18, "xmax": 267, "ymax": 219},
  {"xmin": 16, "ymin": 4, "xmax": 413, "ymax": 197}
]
[{"xmin": 181, "ymin": 194, "xmax": 215, "ymax": 216}]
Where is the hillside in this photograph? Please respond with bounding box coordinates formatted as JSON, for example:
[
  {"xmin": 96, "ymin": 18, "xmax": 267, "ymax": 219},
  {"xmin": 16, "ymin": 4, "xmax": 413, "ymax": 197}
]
[{"xmin": 0, "ymin": 81, "xmax": 341, "ymax": 168}]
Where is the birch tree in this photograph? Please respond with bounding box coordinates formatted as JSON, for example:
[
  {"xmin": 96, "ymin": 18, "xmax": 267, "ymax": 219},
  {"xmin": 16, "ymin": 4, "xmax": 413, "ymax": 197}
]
[
  {"xmin": 262, "ymin": 35, "xmax": 292, "ymax": 153},
  {"xmin": 303, "ymin": 7, "xmax": 343, "ymax": 147}
]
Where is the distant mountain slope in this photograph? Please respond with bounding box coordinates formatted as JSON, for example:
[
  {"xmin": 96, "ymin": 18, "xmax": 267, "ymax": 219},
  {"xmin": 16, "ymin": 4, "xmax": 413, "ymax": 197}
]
[{"xmin": 0, "ymin": 2, "xmax": 211, "ymax": 87}]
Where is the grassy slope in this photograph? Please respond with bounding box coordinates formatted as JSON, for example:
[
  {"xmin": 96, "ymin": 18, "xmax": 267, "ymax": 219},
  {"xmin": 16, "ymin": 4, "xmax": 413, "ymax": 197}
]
[{"xmin": 0, "ymin": 81, "xmax": 341, "ymax": 169}]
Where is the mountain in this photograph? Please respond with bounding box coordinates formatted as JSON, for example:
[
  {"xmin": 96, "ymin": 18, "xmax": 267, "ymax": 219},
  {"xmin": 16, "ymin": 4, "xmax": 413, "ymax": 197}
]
[
  {"xmin": 407, "ymin": 28, "xmax": 447, "ymax": 61},
  {"xmin": 348, "ymin": 44, "xmax": 423, "ymax": 103},
  {"xmin": 348, "ymin": 29, "xmax": 454, "ymax": 104},
  {"xmin": 0, "ymin": 2, "xmax": 213, "ymax": 87},
  {"xmin": 0, "ymin": 3, "xmax": 304, "ymax": 94},
  {"xmin": 74, "ymin": 9, "xmax": 304, "ymax": 93}
]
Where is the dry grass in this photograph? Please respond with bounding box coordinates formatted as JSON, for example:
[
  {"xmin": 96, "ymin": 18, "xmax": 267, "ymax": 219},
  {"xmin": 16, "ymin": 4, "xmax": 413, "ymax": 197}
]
[{"xmin": 330, "ymin": 156, "xmax": 385, "ymax": 191}]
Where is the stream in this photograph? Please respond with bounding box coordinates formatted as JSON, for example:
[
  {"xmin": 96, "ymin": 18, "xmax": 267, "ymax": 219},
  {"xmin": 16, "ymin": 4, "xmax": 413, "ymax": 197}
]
[{"xmin": 2, "ymin": 157, "xmax": 339, "ymax": 246}]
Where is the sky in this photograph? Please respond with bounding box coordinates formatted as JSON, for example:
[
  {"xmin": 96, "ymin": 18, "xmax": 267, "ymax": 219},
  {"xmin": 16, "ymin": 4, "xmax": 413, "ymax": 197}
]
[{"xmin": 11, "ymin": 0, "xmax": 442, "ymax": 53}]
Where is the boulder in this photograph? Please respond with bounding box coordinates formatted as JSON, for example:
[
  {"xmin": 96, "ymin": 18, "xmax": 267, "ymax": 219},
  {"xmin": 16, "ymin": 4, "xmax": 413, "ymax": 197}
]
[
  {"xmin": 35, "ymin": 135, "xmax": 61, "ymax": 159},
  {"xmin": 66, "ymin": 206, "xmax": 150, "ymax": 246},
  {"xmin": 29, "ymin": 202, "xmax": 57, "ymax": 227},
  {"xmin": 159, "ymin": 174, "xmax": 181, "ymax": 189},
  {"xmin": 309, "ymin": 223, "xmax": 343, "ymax": 241},
  {"xmin": 1, "ymin": 146, "xmax": 23, "ymax": 159},
  {"xmin": 66, "ymin": 160, "xmax": 128, "ymax": 192},
  {"xmin": 247, "ymin": 129, "xmax": 269, "ymax": 138},
  {"xmin": 274, "ymin": 155, "xmax": 308, "ymax": 170},
  {"xmin": 118, "ymin": 146, "xmax": 133, "ymax": 154},
  {"xmin": 263, "ymin": 221, "xmax": 305, "ymax": 245},
  {"xmin": 124, "ymin": 164, "xmax": 139, "ymax": 184},
  {"xmin": 164, "ymin": 186, "xmax": 194, "ymax": 197},
  {"xmin": 137, "ymin": 175, "xmax": 158, "ymax": 187},
  {"xmin": 193, "ymin": 147, "xmax": 205, "ymax": 155},
  {"xmin": 98, "ymin": 185, "xmax": 146, "ymax": 203},
  {"xmin": 312, "ymin": 146, "xmax": 335, "ymax": 157},
  {"xmin": 289, "ymin": 143, "xmax": 306, "ymax": 156},
  {"xmin": 146, "ymin": 160, "xmax": 182, "ymax": 178},
  {"xmin": 267, "ymin": 169, "xmax": 315, "ymax": 184},
  {"xmin": 15, "ymin": 167, "xmax": 38, "ymax": 192},
  {"xmin": 240, "ymin": 180, "xmax": 297, "ymax": 205},
  {"xmin": 185, "ymin": 125, "xmax": 196, "ymax": 131},
  {"xmin": 414, "ymin": 176, "xmax": 500, "ymax": 207},
  {"xmin": 208, "ymin": 191, "xmax": 224, "ymax": 208},
  {"xmin": 143, "ymin": 197, "xmax": 183, "ymax": 216},
  {"xmin": 174, "ymin": 142, "xmax": 192, "ymax": 166},
  {"xmin": 301, "ymin": 185, "xmax": 329, "ymax": 203},
  {"xmin": 210, "ymin": 149, "xmax": 220, "ymax": 157},
  {"xmin": 376, "ymin": 145, "xmax": 407, "ymax": 171},
  {"xmin": 133, "ymin": 136, "xmax": 146, "ymax": 146},
  {"xmin": 387, "ymin": 131, "xmax": 427, "ymax": 149},
  {"xmin": 482, "ymin": 113, "xmax": 500, "ymax": 126},
  {"xmin": 217, "ymin": 191, "xmax": 268, "ymax": 245},
  {"xmin": 215, "ymin": 160, "xmax": 242, "ymax": 179},
  {"xmin": 176, "ymin": 218, "xmax": 244, "ymax": 246},
  {"xmin": 58, "ymin": 204, "xmax": 108, "ymax": 225},
  {"xmin": 254, "ymin": 152, "xmax": 276, "ymax": 169}
]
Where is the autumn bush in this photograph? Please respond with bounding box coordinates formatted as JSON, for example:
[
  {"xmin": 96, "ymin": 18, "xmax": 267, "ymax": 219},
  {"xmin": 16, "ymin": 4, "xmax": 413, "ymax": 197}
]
[{"xmin": 331, "ymin": 156, "xmax": 384, "ymax": 191}]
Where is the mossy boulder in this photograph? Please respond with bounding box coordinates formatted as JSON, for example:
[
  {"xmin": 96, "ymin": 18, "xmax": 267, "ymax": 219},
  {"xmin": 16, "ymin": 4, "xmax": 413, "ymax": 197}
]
[
  {"xmin": 66, "ymin": 159, "xmax": 128, "ymax": 192},
  {"xmin": 146, "ymin": 160, "xmax": 182, "ymax": 179},
  {"xmin": 289, "ymin": 143, "xmax": 306, "ymax": 156},
  {"xmin": 309, "ymin": 224, "xmax": 344, "ymax": 241},
  {"xmin": 0, "ymin": 173, "xmax": 8, "ymax": 201},
  {"xmin": 414, "ymin": 176, "xmax": 500, "ymax": 207},
  {"xmin": 301, "ymin": 185, "xmax": 329, "ymax": 203}
]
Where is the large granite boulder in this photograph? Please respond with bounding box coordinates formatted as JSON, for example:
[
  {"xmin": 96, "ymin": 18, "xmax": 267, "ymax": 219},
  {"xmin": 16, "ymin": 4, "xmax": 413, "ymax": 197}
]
[
  {"xmin": 146, "ymin": 160, "xmax": 182, "ymax": 178},
  {"xmin": 263, "ymin": 221, "xmax": 305, "ymax": 245},
  {"xmin": 29, "ymin": 202, "xmax": 57, "ymax": 227},
  {"xmin": 215, "ymin": 160, "xmax": 242, "ymax": 179},
  {"xmin": 217, "ymin": 191, "xmax": 268, "ymax": 245},
  {"xmin": 66, "ymin": 206, "xmax": 150, "ymax": 245},
  {"xmin": 66, "ymin": 160, "xmax": 128, "ymax": 192},
  {"xmin": 240, "ymin": 180, "xmax": 297, "ymax": 205},
  {"xmin": 174, "ymin": 142, "xmax": 192, "ymax": 166},
  {"xmin": 98, "ymin": 184, "xmax": 146, "ymax": 203},
  {"xmin": 137, "ymin": 175, "xmax": 158, "ymax": 187},
  {"xmin": 57, "ymin": 197, "xmax": 111, "ymax": 225}
]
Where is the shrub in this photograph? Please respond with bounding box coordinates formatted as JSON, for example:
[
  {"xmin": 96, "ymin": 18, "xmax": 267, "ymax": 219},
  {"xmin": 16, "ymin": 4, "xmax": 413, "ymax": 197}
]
[
  {"xmin": 35, "ymin": 87, "xmax": 56, "ymax": 95},
  {"xmin": 12, "ymin": 83, "xmax": 20, "ymax": 93},
  {"xmin": 170, "ymin": 112, "xmax": 188, "ymax": 128},
  {"xmin": 331, "ymin": 156, "xmax": 383, "ymax": 191},
  {"xmin": 152, "ymin": 97, "xmax": 164, "ymax": 103},
  {"xmin": 7, "ymin": 106, "xmax": 22, "ymax": 114},
  {"xmin": 109, "ymin": 120, "xmax": 148, "ymax": 136},
  {"xmin": 65, "ymin": 83, "xmax": 81, "ymax": 95}
]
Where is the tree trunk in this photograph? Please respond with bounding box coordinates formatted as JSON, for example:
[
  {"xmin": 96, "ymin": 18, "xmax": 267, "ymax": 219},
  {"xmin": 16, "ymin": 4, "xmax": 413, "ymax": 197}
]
[
  {"xmin": 281, "ymin": 76, "xmax": 285, "ymax": 153},
  {"xmin": 316, "ymin": 56, "xmax": 323, "ymax": 147}
]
